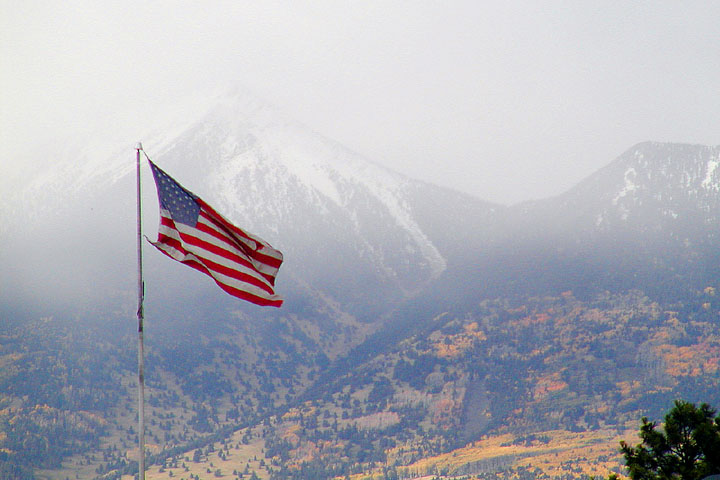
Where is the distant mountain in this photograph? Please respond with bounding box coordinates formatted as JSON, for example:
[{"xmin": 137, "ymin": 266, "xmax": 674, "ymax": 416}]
[
  {"xmin": 427, "ymin": 141, "xmax": 720, "ymax": 304},
  {"xmin": 0, "ymin": 88, "xmax": 496, "ymax": 324},
  {"xmin": 2, "ymin": 88, "xmax": 720, "ymax": 480},
  {"xmin": 521, "ymin": 141, "xmax": 720, "ymax": 236},
  {"xmin": 556, "ymin": 142, "xmax": 720, "ymax": 292},
  {"xmin": 3, "ymin": 86, "xmax": 719, "ymax": 319},
  {"xmin": 150, "ymin": 90, "xmax": 482, "ymax": 317}
]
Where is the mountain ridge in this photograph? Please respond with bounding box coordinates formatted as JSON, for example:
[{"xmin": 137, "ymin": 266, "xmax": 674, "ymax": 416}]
[{"xmin": 3, "ymin": 86, "xmax": 719, "ymax": 321}]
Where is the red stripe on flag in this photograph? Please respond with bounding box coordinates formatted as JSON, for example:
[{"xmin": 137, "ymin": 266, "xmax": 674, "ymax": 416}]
[
  {"xmin": 176, "ymin": 229, "xmax": 277, "ymax": 287},
  {"xmin": 197, "ymin": 215, "xmax": 282, "ymax": 274},
  {"xmin": 147, "ymin": 160, "xmax": 285, "ymax": 308},
  {"xmin": 158, "ymin": 215, "xmax": 275, "ymax": 290},
  {"xmin": 198, "ymin": 203, "xmax": 283, "ymax": 269},
  {"xmin": 153, "ymin": 244, "xmax": 283, "ymax": 307},
  {"xmin": 158, "ymin": 214, "xmax": 276, "ymax": 278},
  {"xmin": 161, "ymin": 217, "xmax": 259, "ymax": 272}
]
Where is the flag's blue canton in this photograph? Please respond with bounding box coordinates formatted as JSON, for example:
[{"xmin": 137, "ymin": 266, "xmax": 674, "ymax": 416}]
[{"xmin": 149, "ymin": 163, "xmax": 200, "ymax": 226}]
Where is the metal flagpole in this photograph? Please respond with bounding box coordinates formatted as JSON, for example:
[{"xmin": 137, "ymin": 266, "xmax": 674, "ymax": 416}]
[{"xmin": 135, "ymin": 142, "xmax": 146, "ymax": 480}]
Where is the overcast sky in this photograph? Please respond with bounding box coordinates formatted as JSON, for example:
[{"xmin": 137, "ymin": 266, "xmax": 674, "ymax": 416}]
[{"xmin": 2, "ymin": 1, "xmax": 719, "ymax": 205}]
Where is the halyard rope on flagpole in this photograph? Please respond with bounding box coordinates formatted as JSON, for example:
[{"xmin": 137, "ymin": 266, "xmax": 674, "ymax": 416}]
[{"xmin": 135, "ymin": 142, "xmax": 146, "ymax": 480}]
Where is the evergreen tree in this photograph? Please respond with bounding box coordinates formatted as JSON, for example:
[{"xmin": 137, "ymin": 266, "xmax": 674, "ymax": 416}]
[{"xmin": 619, "ymin": 400, "xmax": 720, "ymax": 480}]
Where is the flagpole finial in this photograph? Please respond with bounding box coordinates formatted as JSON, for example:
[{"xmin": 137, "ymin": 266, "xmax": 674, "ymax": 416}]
[{"xmin": 136, "ymin": 142, "xmax": 143, "ymax": 151}]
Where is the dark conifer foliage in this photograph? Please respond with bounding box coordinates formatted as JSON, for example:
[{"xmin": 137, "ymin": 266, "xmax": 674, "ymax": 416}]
[{"xmin": 620, "ymin": 400, "xmax": 720, "ymax": 480}]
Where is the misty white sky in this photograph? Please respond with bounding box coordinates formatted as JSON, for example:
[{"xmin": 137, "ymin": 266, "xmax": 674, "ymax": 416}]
[{"xmin": 2, "ymin": 1, "xmax": 719, "ymax": 205}]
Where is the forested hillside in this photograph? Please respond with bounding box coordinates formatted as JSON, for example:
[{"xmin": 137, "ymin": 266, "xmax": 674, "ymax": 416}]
[{"xmin": 2, "ymin": 285, "xmax": 718, "ymax": 479}]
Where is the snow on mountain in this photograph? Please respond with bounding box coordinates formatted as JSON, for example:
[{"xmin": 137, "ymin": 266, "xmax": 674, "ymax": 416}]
[
  {"xmin": 146, "ymin": 90, "xmax": 451, "ymax": 302},
  {"xmin": 412, "ymin": 141, "xmax": 720, "ymax": 305},
  {"xmin": 519, "ymin": 142, "xmax": 720, "ymax": 237},
  {"xmin": 2, "ymin": 88, "xmax": 474, "ymax": 320},
  {"xmin": 593, "ymin": 142, "xmax": 720, "ymax": 227},
  {"xmin": 6, "ymin": 83, "xmax": 719, "ymax": 322},
  {"xmin": 1, "ymin": 90, "xmax": 221, "ymax": 233}
]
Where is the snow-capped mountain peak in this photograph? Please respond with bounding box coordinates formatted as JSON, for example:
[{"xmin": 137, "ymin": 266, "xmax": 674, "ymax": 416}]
[
  {"xmin": 1, "ymin": 87, "xmax": 461, "ymax": 319},
  {"xmin": 154, "ymin": 89, "xmax": 449, "ymax": 289}
]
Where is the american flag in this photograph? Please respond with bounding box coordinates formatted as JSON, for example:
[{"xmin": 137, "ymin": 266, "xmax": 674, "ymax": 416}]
[{"xmin": 148, "ymin": 160, "xmax": 283, "ymax": 307}]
